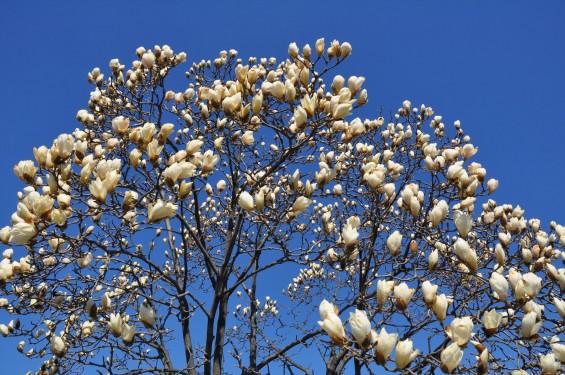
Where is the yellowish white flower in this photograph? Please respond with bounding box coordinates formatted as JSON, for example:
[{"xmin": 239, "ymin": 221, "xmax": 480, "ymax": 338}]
[
  {"xmin": 489, "ymin": 271, "xmax": 509, "ymax": 301},
  {"xmin": 348, "ymin": 309, "xmax": 372, "ymax": 348},
  {"xmin": 108, "ymin": 313, "xmax": 123, "ymax": 337},
  {"xmin": 440, "ymin": 342, "xmax": 463, "ymax": 374},
  {"xmin": 139, "ymin": 302, "xmax": 155, "ymax": 328},
  {"xmin": 394, "ymin": 282, "xmax": 415, "ymax": 310},
  {"xmin": 377, "ymin": 280, "xmax": 395, "ymax": 310},
  {"xmin": 422, "ymin": 280, "xmax": 438, "ymax": 307},
  {"xmin": 50, "ymin": 335, "xmax": 66, "ymax": 358},
  {"xmin": 317, "ymin": 300, "xmax": 345, "ymax": 346},
  {"xmin": 121, "ymin": 323, "xmax": 136, "ymax": 346},
  {"xmin": 482, "ymin": 309, "xmax": 502, "ymax": 336},
  {"xmin": 396, "ymin": 339, "xmax": 419, "ymax": 370},
  {"xmin": 448, "ymin": 316, "xmax": 473, "ymax": 346},
  {"xmin": 386, "ymin": 231, "xmax": 402, "ymax": 256},
  {"xmin": 147, "ymin": 200, "xmax": 178, "ymax": 223},
  {"xmin": 238, "ymin": 192, "xmax": 254, "ymax": 212},
  {"xmin": 375, "ymin": 327, "xmax": 397, "ymax": 365},
  {"xmin": 539, "ymin": 353, "xmax": 561, "ymax": 375},
  {"xmin": 10, "ymin": 223, "xmax": 37, "ymax": 245},
  {"xmin": 521, "ymin": 311, "xmax": 542, "ymax": 339}
]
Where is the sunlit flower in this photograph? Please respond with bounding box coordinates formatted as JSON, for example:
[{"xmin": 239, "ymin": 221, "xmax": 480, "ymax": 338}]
[
  {"xmin": 453, "ymin": 211, "xmax": 472, "ymax": 237},
  {"xmin": 377, "ymin": 280, "xmax": 395, "ymax": 310},
  {"xmin": 453, "ymin": 238, "xmax": 477, "ymax": 273},
  {"xmin": 386, "ymin": 231, "xmax": 402, "ymax": 256},
  {"xmin": 186, "ymin": 139, "xmax": 204, "ymax": 155},
  {"xmin": 101, "ymin": 292, "xmax": 111, "ymax": 311},
  {"xmin": 241, "ymin": 130, "xmax": 254, "ymax": 146},
  {"xmin": 50, "ymin": 335, "xmax": 66, "ymax": 358},
  {"xmin": 342, "ymin": 224, "xmax": 359, "ymax": 249},
  {"xmin": 139, "ymin": 301, "xmax": 155, "ymax": 328},
  {"xmin": 10, "ymin": 223, "xmax": 37, "ymax": 245},
  {"xmin": 554, "ymin": 298, "xmax": 565, "ymax": 319},
  {"xmin": 448, "ymin": 316, "xmax": 473, "ymax": 346},
  {"xmin": 422, "ymin": 280, "xmax": 438, "ymax": 307},
  {"xmin": 14, "ymin": 160, "xmax": 37, "ymax": 184},
  {"xmin": 294, "ymin": 106, "xmax": 307, "ymax": 128},
  {"xmin": 396, "ymin": 339, "xmax": 419, "ymax": 370},
  {"xmin": 394, "ymin": 283, "xmax": 415, "ymax": 310},
  {"xmin": 332, "ymin": 102, "xmax": 352, "ymax": 120},
  {"xmin": 317, "ymin": 300, "xmax": 345, "ymax": 346},
  {"xmin": 550, "ymin": 336, "xmax": 565, "ymax": 362},
  {"xmin": 429, "ymin": 249, "xmax": 439, "ymax": 271},
  {"xmin": 433, "ymin": 294, "xmax": 451, "ymax": 323},
  {"xmin": 348, "ymin": 309, "xmax": 372, "ymax": 348},
  {"xmin": 238, "ymin": 191, "xmax": 254, "ymax": 212},
  {"xmin": 375, "ymin": 328, "xmax": 397, "ymax": 365},
  {"xmin": 522, "ymin": 272, "xmax": 542, "ymax": 299},
  {"xmin": 487, "ymin": 178, "xmax": 499, "ymax": 193},
  {"xmin": 291, "ymin": 196, "xmax": 312, "ymax": 214},
  {"xmin": 482, "ymin": 309, "xmax": 502, "ymax": 336},
  {"xmin": 288, "ymin": 42, "xmax": 299, "ymax": 58},
  {"xmin": 489, "ymin": 271, "xmax": 509, "ymax": 301},
  {"xmin": 108, "ymin": 313, "xmax": 122, "ymax": 337},
  {"xmin": 81, "ymin": 320, "xmax": 96, "ymax": 337},
  {"xmin": 147, "ymin": 200, "xmax": 178, "ymax": 223},
  {"xmin": 201, "ymin": 150, "xmax": 220, "ymax": 173},
  {"xmin": 142, "ymin": 52, "xmax": 155, "ymax": 69},
  {"xmin": 89, "ymin": 178, "xmax": 108, "ymax": 203},
  {"xmin": 121, "ymin": 323, "xmax": 136, "ymax": 346},
  {"xmin": 440, "ymin": 342, "xmax": 463, "ymax": 373},
  {"xmin": 521, "ymin": 311, "xmax": 541, "ymax": 339},
  {"xmin": 539, "ymin": 353, "xmax": 560, "ymax": 375}
]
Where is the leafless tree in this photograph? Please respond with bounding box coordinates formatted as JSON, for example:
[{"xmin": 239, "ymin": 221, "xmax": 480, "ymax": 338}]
[{"xmin": 1, "ymin": 39, "xmax": 564, "ymax": 375}]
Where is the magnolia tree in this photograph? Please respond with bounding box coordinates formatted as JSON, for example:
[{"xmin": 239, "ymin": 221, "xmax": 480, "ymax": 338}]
[{"xmin": 0, "ymin": 39, "xmax": 564, "ymax": 375}]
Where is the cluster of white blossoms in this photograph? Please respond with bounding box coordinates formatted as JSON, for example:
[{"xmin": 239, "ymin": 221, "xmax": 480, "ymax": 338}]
[{"xmin": 0, "ymin": 39, "xmax": 563, "ymax": 374}]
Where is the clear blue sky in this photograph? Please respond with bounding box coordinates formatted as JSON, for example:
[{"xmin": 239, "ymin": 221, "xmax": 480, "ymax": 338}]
[{"xmin": 0, "ymin": 1, "xmax": 564, "ymax": 373}]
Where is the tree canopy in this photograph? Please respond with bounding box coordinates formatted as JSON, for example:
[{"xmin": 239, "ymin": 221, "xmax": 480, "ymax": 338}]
[{"xmin": 1, "ymin": 39, "xmax": 564, "ymax": 375}]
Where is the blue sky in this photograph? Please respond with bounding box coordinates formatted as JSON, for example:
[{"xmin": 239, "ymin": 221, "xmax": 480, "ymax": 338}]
[{"xmin": 0, "ymin": 1, "xmax": 564, "ymax": 373}]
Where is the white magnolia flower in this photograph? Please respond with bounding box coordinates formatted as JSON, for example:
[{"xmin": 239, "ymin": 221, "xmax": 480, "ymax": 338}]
[
  {"xmin": 539, "ymin": 353, "xmax": 560, "ymax": 375},
  {"xmin": 440, "ymin": 342, "xmax": 463, "ymax": 374},
  {"xmin": 453, "ymin": 238, "xmax": 477, "ymax": 273},
  {"xmin": 483, "ymin": 309, "xmax": 502, "ymax": 336},
  {"xmin": 377, "ymin": 280, "xmax": 395, "ymax": 310},
  {"xmin": 394, "ymin": 283, "xmax": 415, "ymax": 310},
  {"xmin": 342, "ymin": 224, "xmax": 359, "ymax": 249},
  {"xmin": 375, "ymin": 328, "xmax": 397, "ymax": 365},
  {"xmin": 238, "ymin": 192, "xmax": 254, "ymax": 212},
  {"xmin": 112, "ymin": 116, "xmax": 130, "ymax": 135},
  {"xmin": 554, "ymin": 298, "xmax": 565, "ymax": 320},
  {"xmin": 550, "ymin": 336, "xmax": 565, "ymax": 362},
  {"xmin": 433, "ymin": 294, "xmax": 451, "ymax": 323},
  {"xmin": 317, "ymin": 300, "xmax": 345, "ymax": 346},
  {"xmin": 422, "ymin": 280, "xmax": 438, "ymax": 307},
  {"xmin": 448, "ymin": 316, "xmax": 473, "ymax": 346},
  {"xmin": 348, "ymin": 309, "xmax": 372, "ymax": 348},
  {"xmin": 489, "ymin": 271, "xmax": 509, "ymax": 301},
  {"xmin": 291, "ymin": 196, "xmax": 311, "ymax": 214},
  {"xmin": 139, "ymin": 302, "xmax": 155, "ymax": 328},
  {"xmin": 108, "ymin": 313, "xmax": 122, "ymax": 337},
  {"xmin": 10, "ymin": 223, "xmax": 37, "ymax": 245},
  {"xmin": 121, "ymin": 323, "xmax": 136, "ymax": 346},
  {"xmin": 522, "ymin": 272, "xmax": 542, "ymax": 299},
  {"xmin": 453, "ymin": 211, "xmax": 472, "ymax": 237},
  {"xmin": 50, "ymin": 335, "xmax": 66, "ymax": 358},
  {"xmin": 147, "ymin": 200, "xmax": 178, "ymax": 223},
  {"xmin": 386, "ymin": 231, "xmax": 402, "ymax": 256},
  {"xmin": 396, "ymin": 339, "xmax": 419, "ymax": 370},
  {"xmin": 521, "ymin": 311, "xmax": 542, "ymax": 339}
]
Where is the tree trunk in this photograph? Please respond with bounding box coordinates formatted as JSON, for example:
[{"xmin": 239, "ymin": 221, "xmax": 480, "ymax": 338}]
[{"xmin": 212, "ymin": 292, "xmax": 229, "ymax": 375}]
